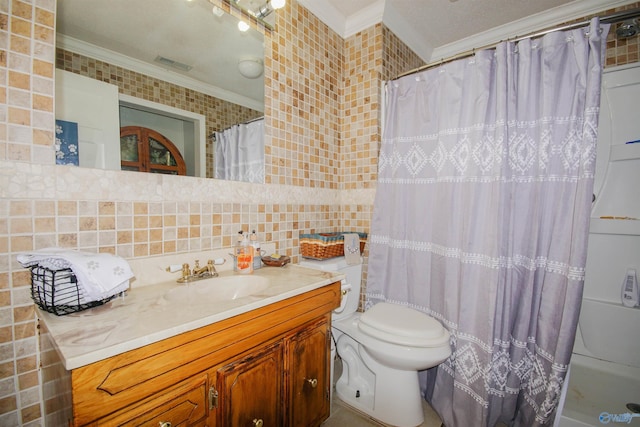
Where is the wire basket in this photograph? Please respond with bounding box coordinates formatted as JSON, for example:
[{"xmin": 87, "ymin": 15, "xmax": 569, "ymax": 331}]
[{"xmin": 30, "ymin": 266, "xmax": 115, "ymax": 316}]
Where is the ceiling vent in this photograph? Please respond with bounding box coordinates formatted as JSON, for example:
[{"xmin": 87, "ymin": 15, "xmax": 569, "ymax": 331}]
[{"xmin": 154, "ymin": 55, "xmax": 193, "ymax": 72}]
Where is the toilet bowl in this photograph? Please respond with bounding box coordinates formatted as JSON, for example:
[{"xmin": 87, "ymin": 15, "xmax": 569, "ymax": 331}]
[
  {"xmin": 333, "ymin": 303, "xmax": 451, "ymax": 427},
  {"xmin": 299, "ymin": 257, "xmax": 451, "ymax": 427}
]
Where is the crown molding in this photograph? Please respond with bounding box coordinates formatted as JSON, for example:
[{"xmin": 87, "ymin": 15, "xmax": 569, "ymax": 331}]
[
  {"xmin": 429, "ymin": 0, "xmax": 639, "ymax": 62},
  {"xmin": 298, "ymin": 0, "xmax": 385, "ymax": 38},
  {"xmin": 343, "ymin": 0, "xmax": 385, "ymax": 38},
  {"xmin": 297, "ymin": 0, "xmax": 346, "ymax": 36},
  {"xmin": 56, "ymin": 34, "xmax": 264, "ymax": 112}
]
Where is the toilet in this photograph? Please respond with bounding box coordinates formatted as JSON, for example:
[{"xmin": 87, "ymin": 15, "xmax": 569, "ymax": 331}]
[{"xmin": 299, "ymin": 257, "xmax": 451, "ymax": 427}]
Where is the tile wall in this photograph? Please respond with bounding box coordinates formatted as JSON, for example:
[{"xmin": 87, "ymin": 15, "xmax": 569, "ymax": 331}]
[
  {"xmin": 0, "ymin": 0, "xmax": 55, "ymax": 424},
  {"xmin": 0, "ymin": 0, "xmax": 638, "ymax": 424},
  {"xmin": 604, "ymin": 3, "xmax": 640, "ymax": 66},
  {"xmin": 264, "ymin": 1, "xmax": 344, "ymax": 188},
  {"xmin": 0, "ymin": 0, "xmax": 367, "ymax": 423}
]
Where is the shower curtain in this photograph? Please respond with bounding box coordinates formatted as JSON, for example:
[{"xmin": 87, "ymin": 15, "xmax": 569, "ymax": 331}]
[
  {"xmin": 366, "ymin": 18, "xmax": 608, "ymax": 426},
  {"xmin": 214, "ymin": 118, "xmax": 264, "ymax": 183}
]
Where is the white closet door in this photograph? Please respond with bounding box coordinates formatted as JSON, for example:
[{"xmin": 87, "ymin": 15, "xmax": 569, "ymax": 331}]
[{"xmin": 55, "ymin": 69, "xmax": 121, "ymax": 170}]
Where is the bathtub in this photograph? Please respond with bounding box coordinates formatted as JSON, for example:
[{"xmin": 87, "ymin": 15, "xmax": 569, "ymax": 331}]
[
  {"xmin": 557, "ymin": 298, "xmax": 640, "ymax": 427},
  {"xmin": 557, "ymin": 63, "xmax": 640, "ymax": 427},
  {"xmin": 558, "ymin": 354, "xmax": 640, "ymax": 427}
]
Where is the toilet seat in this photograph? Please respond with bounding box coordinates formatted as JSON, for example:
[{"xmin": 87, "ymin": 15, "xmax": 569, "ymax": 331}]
[{"xmin": 358, "ymin": 303, "xmax": 449, "ymax": 347}]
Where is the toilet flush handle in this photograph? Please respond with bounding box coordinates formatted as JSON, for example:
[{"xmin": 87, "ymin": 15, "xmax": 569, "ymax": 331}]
[{"xmin": 340, "ymin": 279, "xmax": 351, "ymax": 299}]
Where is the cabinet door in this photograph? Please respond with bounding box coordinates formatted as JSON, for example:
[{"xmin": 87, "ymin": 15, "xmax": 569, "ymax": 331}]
[
  {"xmin": 96, "ymin": 373, "xmax": 208, "ymax": 426},
  {"xmin": 215, "ymin": 342, "xmax": 283, "ymax": 427},
  {"xmin": 286, "ymin": 318, "xmax": 331, "ymax": 427}
]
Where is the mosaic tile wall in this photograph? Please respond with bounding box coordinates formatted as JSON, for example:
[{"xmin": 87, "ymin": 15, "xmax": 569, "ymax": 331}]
[
  {"xmin": 0, "ymin": 0, "xmax": 55, "ymax": 424},
  {"xmin": 342, "ymin": 25, "xmax": 382, "ymax": 191},
  {"xmin": 0, "ymin": 0, "xmax": 638, "ymax": 424},
  {"xmin": 381, "ymin": 25, "xmax": 426, "ymax": 81},
  {"xmin": 265, "ymin": 2, "xmax": 344, "ymax": 188},
  {"xmin": 604, "ymin": 2, "xmax": 640, "ymax": 67}
]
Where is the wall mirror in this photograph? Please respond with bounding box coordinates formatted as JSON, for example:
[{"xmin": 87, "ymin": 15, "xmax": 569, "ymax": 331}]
[{"xmin": 55, "ymin": 0, "xmax": 269, "ymax": 183}]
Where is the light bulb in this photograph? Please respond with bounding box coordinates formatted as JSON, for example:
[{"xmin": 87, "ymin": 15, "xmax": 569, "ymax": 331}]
[
  {"xmin": 238, "ymin": 20, "xmax": 250, "ymax": 32},
  {"xmin": 271, "ymin": 0, "xmax": 285, "ymax": 9}
]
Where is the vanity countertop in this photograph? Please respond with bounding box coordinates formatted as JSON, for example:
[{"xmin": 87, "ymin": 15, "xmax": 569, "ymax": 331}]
[{"xmin": 37, "ymin": 265, "xmax": 343, "ymax": 370}]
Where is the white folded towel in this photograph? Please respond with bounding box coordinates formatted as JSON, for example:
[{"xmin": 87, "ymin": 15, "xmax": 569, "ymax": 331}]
[{"xmin": 18, "ymin": 248, "xmax": 133, "ymax": 303}]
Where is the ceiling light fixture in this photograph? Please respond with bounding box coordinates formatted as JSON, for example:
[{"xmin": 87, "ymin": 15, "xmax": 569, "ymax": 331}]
[
  {"xmin": 212, "ymin": 6, "xmax": 225, "ymax": 17},
  {"xmin": 238, "ymin": 58, "xmax": 264, "ymax": 79},
  {"xmin": 254, "ymin": 4, "xmax": 271, "ymax": 19},
  {"xmin": 238, "ymin": 20, "xmax": 250, "ymax": 32}
]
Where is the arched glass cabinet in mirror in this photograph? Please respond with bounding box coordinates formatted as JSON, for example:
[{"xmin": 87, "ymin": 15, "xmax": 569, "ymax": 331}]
[{"xmin": 55, "ymin": 0, "xmax": 268, "ymax": 183}]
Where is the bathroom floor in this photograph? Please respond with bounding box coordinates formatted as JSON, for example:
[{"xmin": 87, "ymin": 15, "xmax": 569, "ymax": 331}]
[
  {"xmin": 322, "ymin": 357, "xmax": 443, "ymax": 427},
  {"xmin": 323, "ymin": 394, "xmax": 443, "ymax": 427}
]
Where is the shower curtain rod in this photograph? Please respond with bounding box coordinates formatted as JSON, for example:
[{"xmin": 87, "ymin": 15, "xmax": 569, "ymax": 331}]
[
  {"xmin": 242, "ymin": 116, "xmax": 265, "ymax": 125},
  {"xmin": 208, "ymin": 116, "xmax": 265, "ymax": 139},
  {"xmin": 394, "ymin": 7, "xmax": 640, "ymax": 80}
]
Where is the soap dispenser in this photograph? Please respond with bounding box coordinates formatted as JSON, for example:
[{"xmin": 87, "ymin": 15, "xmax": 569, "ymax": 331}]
[
  {"xmin": 234, "ymin": 231, "xmax": 254, "ymax": 274},
  {"xmin": 232, "ymin": 231, "xmax": 243, "ymax": 272},
  {"xmin": 250, "ymin": 230, "xmax": 262, "ymax": 270}
]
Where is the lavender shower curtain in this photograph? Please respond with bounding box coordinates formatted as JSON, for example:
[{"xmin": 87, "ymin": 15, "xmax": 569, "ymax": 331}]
[{"xmin": 366, "ymin": 19, "xmax": 609, "ymax": 426}]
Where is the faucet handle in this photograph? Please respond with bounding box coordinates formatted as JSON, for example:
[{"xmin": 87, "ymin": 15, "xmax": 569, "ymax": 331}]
[
  {"xmin": 181, "ymin": 263, "xmax": 191, "ymax": 279},
  {"xmin": 166, "ymin": 264, "xmax": 182, "ymax": 273},
  {"xmin": 206, "ymin": 259, "xmax": 217, "ymax": 274}
]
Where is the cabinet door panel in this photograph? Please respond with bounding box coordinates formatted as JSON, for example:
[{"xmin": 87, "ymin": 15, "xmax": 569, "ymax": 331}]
[
  {"xmin": 98, "ymin": 373, "xmax": 208, "ymax": 426},
  {"xmin": 217, "ymin": 342, "xmax": 283, "ymax": 427},
  {"xmin": 288, "ymin": 318, "xmax": 330, "ymax": 427}
]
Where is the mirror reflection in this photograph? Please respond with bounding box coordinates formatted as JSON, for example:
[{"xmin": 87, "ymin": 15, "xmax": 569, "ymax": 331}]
[{"xmin": 55, "ymin": 0, "xmax": 267, "ymax": 182}]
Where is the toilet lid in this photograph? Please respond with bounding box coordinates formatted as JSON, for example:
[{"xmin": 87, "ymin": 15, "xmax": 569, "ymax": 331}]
[{"xmin": 358, "ymin": 303, "xmax": 448, "ymax": 347}]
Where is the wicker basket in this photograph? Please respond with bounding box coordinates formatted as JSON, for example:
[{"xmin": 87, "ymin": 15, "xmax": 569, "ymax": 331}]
[{"xmin": 300, "ymin": 232, "xmax": 367, "ymax": 260}]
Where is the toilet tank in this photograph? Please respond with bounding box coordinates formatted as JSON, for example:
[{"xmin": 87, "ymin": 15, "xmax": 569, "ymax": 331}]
[{"xmin": 299, "ymin": 256, "xmax": 362, "ymax": 320}]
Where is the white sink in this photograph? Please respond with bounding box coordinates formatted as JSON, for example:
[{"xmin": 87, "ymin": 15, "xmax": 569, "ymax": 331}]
[{"xmin": 163, "ymin": 275, "xmax": 270, "ymax": 304}]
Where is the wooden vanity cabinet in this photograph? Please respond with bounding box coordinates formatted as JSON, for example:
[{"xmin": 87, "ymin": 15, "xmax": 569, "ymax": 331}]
[{"xmin": 64, "ymin": 281, "xmax": 340, "ymax": 427}]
